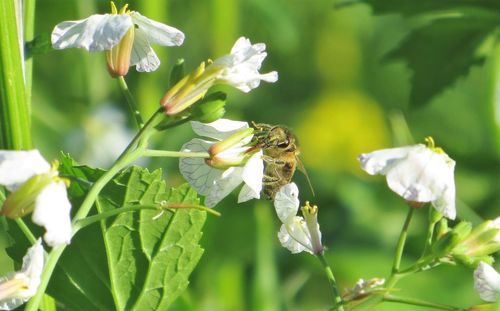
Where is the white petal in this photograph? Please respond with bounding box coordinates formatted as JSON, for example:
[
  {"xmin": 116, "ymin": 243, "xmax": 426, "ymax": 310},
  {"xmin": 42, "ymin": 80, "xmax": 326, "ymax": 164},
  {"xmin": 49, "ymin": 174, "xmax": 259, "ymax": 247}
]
[
  {"xmin": 51, "ymin": 14, "xmax": 132, "ymax": 52},
  {"xmin": 0, "ymin": 240, "xmax": 43, "ymax": 310},
  {"xmin": 204, "ymin": 167, "xmax": 244, "ymax": 207},
  {"xmin": 278, "ymin": 217, "xmax": 314, "ymax": 254},
  {"xmin": 238, "ymin": 184, "xmax": 259, "ymax": 203},
  {"xmin": 20, "ymin": 239, "xmax": 44, "ymax": 287},
  {"xmin": 32, "ymin": 182, "xmax": 72, "ymax": 247},
  {"xmin": 358, "ymin": 145, "xmax": 418, "ymax": 175},
  {"xmin": 190, "ymin": 119, "xmax": 249, "ymax": 141},
  {"xmin": 474, "ymin": 262, "xmax": 500, "ymax": 302},
  {"xmin": 179, "ymin": 139, "xmax": 219, "ymax": 195},
  {"xmin": 0, "ymin": 150, "xmax": 50, "ymax": 191},
  {"xmin": 130, "ymin": 12, "xmax": 184, "ymax": 46},
  {"xmin": 130, "ymin": 27, "xmax": 160, "ymax": 72},
  {"xmin": 274, "ymin": 183, "xmax": 300, "ymax": 223}
]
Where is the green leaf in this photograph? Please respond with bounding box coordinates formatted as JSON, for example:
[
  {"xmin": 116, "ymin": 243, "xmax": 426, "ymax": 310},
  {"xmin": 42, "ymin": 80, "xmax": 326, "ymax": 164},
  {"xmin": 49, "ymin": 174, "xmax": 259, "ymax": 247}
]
[
  {"xmin": 385, "ymin": 15, "xmax": 499, "ymax": 107},
  {"xmin": 51, "ymin": 154, "xmax": 206, "ymax": 311}
]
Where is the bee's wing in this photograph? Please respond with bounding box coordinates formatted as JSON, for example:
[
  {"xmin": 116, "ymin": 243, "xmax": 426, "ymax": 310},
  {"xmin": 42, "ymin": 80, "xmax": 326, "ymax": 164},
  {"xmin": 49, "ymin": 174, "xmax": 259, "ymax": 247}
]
[{"xmin": 296, "ymin": 156, "xmax": 315, "ymax": 197}]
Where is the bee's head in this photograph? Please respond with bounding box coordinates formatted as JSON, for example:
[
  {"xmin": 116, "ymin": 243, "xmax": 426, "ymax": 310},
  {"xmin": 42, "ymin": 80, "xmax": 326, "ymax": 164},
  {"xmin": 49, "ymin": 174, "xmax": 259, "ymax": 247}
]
[{"xmin": 267, "ymin": 126, "xmax": 297, "ymax": 152}]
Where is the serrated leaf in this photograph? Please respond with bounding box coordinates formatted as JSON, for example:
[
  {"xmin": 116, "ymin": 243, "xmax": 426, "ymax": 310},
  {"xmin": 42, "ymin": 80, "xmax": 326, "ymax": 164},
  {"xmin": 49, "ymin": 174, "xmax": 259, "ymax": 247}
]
[
  {"xmin": 51, "ymin": 154, "xmax": 206, "ymax": 311},
  {"xmin": 339, "ymin": 0, "xmax": 500, "ymax": 16},
  {"xmin": 386, "ymin": 15, "xmax": 499, "ymax": 107}
]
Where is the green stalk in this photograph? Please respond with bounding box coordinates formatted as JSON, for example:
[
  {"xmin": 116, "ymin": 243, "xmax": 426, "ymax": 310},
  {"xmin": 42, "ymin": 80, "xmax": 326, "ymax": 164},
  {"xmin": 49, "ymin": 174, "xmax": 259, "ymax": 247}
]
[
  {"xmin": 117, "ymin": 76, "xmax": 144, "ymax": 128},
  {"xmin": 23, "ymin": 0, "xmax": 36, "ymax": 108},
  {"xmin": 24, "ymin": 109, "xmax": 165, "ymax": 311},
  {"xmin": 143, "ymin": 149, "xmax": 210, "ymax": 158},
  {"xmin": 14, "ymin": 218, "xmax": 37, "ymax": 245},
  {"xmin": 0, "ymin": 0, "xmax": 31, "ymax": 149},
  {"xmin": 383, "ymin": 295, "xmax": 465, "ymax": 310},
  {"xmin": 392, "ymin": 207, "xmax": 415, "ymax": 273},
  {"xmin": 317, "ymin": 253, "xmax": 344, "ymax": 310}
]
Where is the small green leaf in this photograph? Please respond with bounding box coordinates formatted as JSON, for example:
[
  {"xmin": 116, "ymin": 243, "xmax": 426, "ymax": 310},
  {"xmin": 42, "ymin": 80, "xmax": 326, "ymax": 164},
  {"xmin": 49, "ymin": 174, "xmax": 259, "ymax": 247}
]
[{"xmin": 385, "ymin": 15, "xmax": 499, "ymax": 107}]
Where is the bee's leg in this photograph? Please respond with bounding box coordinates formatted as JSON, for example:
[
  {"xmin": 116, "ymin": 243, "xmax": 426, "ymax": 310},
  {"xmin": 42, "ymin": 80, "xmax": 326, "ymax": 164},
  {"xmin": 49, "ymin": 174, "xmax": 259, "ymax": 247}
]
[{"xmin": 262, "ymin": 155, "xmax": 286, "ymax": 166}]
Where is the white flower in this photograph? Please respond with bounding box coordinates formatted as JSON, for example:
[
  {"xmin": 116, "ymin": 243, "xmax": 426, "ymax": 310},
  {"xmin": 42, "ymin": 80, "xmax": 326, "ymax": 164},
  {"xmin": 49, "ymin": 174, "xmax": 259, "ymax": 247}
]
[
  {"xmin": 474, "ymin": 262, "xmax": 500, "ymax": 302},
  {"xmin": 161, "ymin": 37, "xmax": 278, "ymax": 115},
  {"xmin": 0, "ymin": 150, "xmax": 72, "ymax": 247},
  {"xmin": 209, "ymin": 37, "xmax": 278, "ymax": 92},
  {"xmin": 179, "ymin": 119, "xmax": 264, "ymax": 207},
  {"xmin": 358, "ymin": 139, "xmax": 456, "ymax": 219},
  {"xmin": 274, "ymin": 183, "xmax": 323, "ymax": 254},
  {"xmin": 51, "ymin": 2, "xmax": 184, "ymax": 73},
  {"xmin": 0, "ymin": 239, "xmax": 44, "ymax": 310}
]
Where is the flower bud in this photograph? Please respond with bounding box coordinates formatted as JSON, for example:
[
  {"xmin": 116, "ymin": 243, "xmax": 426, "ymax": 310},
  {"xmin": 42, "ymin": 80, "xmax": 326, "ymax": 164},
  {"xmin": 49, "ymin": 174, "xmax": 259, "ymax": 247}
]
[
  {"xmin": 205, "ymin": 128, "xmax": 255, "ymax": 169},
  {"xmin": 106, "ymin": 26, "xmax": 134, "ymax": 77},
  {"xmin": 301, "ymin": 201, "xmax": 323, "ymax": 254},
  {"xmin": 160, "ymin": 62, "xmax": 208, "ymax": 116},
  {"xmin": 452, "ymin": 219, "xmax": 500, "ymax": 266},
  {"xmin": 190, "ymin": 92, "xmax": 226, "ymax": 123},
  {"xmin": 1, "ymin": 172, "xmax": 55, "ymax": 218}
]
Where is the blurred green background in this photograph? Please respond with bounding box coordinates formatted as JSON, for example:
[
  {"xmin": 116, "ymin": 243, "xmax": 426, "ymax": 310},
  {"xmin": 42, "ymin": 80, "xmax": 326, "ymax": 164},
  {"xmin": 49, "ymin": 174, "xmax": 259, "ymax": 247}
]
[{"xmin": 2, "ymin": 0, "xmax": 499, "ymax": 310}]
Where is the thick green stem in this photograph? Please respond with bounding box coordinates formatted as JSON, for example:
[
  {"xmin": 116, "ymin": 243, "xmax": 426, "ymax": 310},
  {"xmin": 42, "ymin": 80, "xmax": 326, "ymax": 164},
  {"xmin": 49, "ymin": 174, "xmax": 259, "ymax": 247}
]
[
  {"xmin": 317, "ymin": 252, "xmax": 344, "ymax": 310},
  {"xmin": 392, "ymin": 207, "xmax": 414, "ymax": 273},
  {"xmin": 117, "ymin": 76, "xmax": 144, "ymax": 128},
  {"xmin": 0, "ymin": 0, "xmax": 31, "ymax": 149},
  {"xmin": 24, "ymin": 109, "xmax": 165, "ymax": 311},
  {"xmin": 143, "ymin": 149, "xmax": 210, "ymax": 158},
  {"xmin": 383, "ymin": 294, "xmax": 465, "ymax": 310}
]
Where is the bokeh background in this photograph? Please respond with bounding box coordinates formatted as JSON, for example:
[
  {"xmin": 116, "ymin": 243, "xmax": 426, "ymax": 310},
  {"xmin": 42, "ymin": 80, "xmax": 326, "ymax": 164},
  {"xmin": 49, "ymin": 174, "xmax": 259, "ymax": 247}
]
[{"xmin": 1, "ymin": 0, "xmax": 499, "ymax": 310}]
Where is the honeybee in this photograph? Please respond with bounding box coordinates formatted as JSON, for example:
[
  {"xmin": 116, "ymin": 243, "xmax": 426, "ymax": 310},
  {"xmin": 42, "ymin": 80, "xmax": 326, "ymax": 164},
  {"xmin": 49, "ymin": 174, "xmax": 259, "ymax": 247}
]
[{"xmin": 251, "ymin": 122, "xmax": 314, "ymax": 200}]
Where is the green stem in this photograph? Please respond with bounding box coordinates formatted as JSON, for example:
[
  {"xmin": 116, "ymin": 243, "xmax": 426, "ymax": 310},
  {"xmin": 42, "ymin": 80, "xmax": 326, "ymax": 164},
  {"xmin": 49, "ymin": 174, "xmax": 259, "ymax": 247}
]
[
  {"xmin": 143, "ymin": 149, "xmax": 210, "ymax": 158},
  {"xmin": 0, "ymin": 0, "xmax": 31, "ymax": 149},
  {"xmin": 383, "ymin": 294, "xmax": 465, "ymax": 310},
  {"xmin": 117, "ymin": 76, "xmax": 144, "ymax": 128},
  {"xmin": 14, "ymin": 218, "xmax": 37, "ymax": 244},
  {"xmin": 24, "ymin": 108, "xmax": 165, "ymax": 311},
  {"xmin": 23, "ymin": 0, "xmax": 36, "ymax": 108},
  {"xmin": 317, "ymin": 252, "xmax": 344, "ymax": 310},
  {"xmin": 155, "ymin": 116, "xmax": 192, "ymax": 131},
  {"xmin": 392, "ymin": 206, "xmax": 414, "ymax": 273}
]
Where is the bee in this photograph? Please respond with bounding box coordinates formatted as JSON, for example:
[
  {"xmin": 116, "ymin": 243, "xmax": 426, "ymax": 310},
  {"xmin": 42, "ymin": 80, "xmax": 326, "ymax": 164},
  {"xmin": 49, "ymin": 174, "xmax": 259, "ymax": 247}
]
[{"xmin": 251, "ymin": 122, "xmax": 314, "ymax": 200}]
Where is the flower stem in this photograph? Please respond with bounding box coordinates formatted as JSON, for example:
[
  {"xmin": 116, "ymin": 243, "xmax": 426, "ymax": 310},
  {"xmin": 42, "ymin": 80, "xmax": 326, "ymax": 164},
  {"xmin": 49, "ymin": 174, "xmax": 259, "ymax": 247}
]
[
  {"xmin": 14, "ymin": 218, "xmax": 37, "ymax": 244},
  {"xmin": 143, "ymin": 149, "xmax": 210, "ymax": 158},
  {"xmin": 317, "ymin": 252, "xmax": 344, "ymax": 310},
  {"xmin": 24, "ymin": 108, "xmax": 164, "ymax": 311},
  {"xmin": 383, "ymin": 294, "xmax": 465, "ymax": 310},
  {"xmin": 117, "ymin": 76, "xmax": 144, "ymax": 128},
  {"xmin": 392, "ymin": 206, "xmax": 414, "ymax": 273}
]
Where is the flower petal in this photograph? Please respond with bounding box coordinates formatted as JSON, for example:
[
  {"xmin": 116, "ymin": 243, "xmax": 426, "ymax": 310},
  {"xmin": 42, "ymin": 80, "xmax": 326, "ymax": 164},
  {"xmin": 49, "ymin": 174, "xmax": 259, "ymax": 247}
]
[
  {"xmin": 190, "ymin": 119, "xmax": 249, "ymax": 141},
  {"xmin": 179, "ymin": 139, "xmax": 219, "ymax": 195},
  {"xmin": 238, "ymin": 151, "xmax": 264, "ymax": 202},
  {"xmin": 278, "ymin": 217, "xmax": 313, "ymax": 254},
  {"xmin": 358, "ymin": 145, "xmax": 417, "ymax": 175},
  {"xmin": 0, "ymin": 239, "xmax": 43, "ymax": 310},
  {"xmin": 0, "ymin": 150, "xmax": 50, "ymax": 191},
  {"xmin": 51, "ymin": 14, "xmax": 132, "ymax": 52},
  {"xmin": 130, "ymin": 12, "xmax": 184, "ymax": 46},
  {"xmin": 129, "ymin": 27, "xmax": 161, "ymax": 72},
  {"xmin": 474, "ymin": 262, "xmax": 500, "ymax": 302},
  {"xmin": 274, "ymin": 183, "xmax": 300, "ymax": 223},
  {"xmin": 204, "ymin": 167, "xmax": 244, "ymax": 207},
  {"xmin": 32, "ymin": 182, "xmax": 72, "ymax": 247}
]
